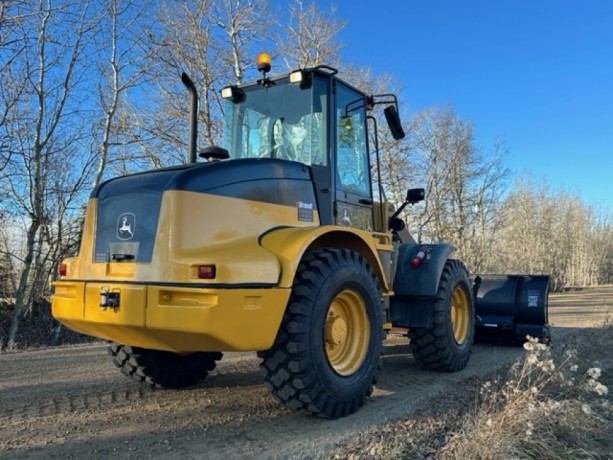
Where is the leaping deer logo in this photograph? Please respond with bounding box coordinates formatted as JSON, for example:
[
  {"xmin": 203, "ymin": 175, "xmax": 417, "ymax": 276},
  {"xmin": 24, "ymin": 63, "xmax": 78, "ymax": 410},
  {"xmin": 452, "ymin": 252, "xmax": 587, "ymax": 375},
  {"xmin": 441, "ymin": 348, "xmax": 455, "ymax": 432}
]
[{"xmin": 117, "ymin": 213, "xmax": 135, "ymax": 240}]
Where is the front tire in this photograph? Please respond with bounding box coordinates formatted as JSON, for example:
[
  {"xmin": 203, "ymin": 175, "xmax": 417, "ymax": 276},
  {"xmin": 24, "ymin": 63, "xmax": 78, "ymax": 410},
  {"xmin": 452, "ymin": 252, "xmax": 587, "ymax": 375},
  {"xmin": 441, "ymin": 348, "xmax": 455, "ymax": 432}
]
[
  {"xmin": 109, "ymin": 343, "xmax": 222, "ymax": 389},
  {"xmin": 408, "ymin": 259, "xmax": 474, "ymax": 372},
  {"xmin": 259, "ymin": 249, "xmax": 383, "ymax": 418}
]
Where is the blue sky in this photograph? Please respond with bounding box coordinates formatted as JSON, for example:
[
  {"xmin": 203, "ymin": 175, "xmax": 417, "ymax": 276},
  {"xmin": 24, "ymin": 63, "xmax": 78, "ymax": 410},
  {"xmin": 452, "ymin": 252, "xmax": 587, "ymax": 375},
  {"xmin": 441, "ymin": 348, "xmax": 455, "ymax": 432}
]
[{"xmin": 319, "ymin": 0, "xmax": 613, "ymax": 209}]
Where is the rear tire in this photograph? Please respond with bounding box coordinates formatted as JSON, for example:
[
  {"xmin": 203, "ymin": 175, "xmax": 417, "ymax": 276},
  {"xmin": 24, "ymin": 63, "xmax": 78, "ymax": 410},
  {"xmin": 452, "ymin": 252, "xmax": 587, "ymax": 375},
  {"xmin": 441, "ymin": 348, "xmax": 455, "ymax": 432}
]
[
  {"xmin": 259, "ymin": 249, "xmax": 383, "ymax": 418},
  {"xmin": 408, "ymin": 259, "xmax": 474, "ymax": 372},
  {"xmin": 108, "ymin": 343, "xmax": 222, "ymax": 389}
]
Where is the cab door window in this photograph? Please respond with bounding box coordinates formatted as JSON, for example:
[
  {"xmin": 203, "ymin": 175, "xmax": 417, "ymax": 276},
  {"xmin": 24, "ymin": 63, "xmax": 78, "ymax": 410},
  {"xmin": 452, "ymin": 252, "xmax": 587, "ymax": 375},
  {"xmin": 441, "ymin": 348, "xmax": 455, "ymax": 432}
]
[
  {"xmin": 336, "ymin": 88, "xmax": 369, "ymax": 194},
  {"xmin": 334, "ymin": 83, "xmax": 373, "ymax": 230}
]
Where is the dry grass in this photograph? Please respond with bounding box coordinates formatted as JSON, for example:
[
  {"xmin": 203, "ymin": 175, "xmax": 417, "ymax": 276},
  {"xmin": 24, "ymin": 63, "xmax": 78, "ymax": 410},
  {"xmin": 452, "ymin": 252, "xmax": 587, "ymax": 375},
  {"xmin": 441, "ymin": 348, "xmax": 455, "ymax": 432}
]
[{"xmin": 331, "ymin": 323, "xmax": 613, "ymax": 460}]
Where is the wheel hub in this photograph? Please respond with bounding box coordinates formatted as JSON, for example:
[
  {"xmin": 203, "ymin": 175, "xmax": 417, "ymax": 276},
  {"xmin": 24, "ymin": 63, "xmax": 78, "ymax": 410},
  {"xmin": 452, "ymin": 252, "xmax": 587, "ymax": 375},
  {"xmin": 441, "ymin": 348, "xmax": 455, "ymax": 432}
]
[
  {"xmin": 325, "ymin": 314, "xmax": 348, "ymax": 345},
  {"xmin": 324, "ymin": 289, "xmax": 370, "ymax": 376},
  {"xmin": 450, "ymin": 285, "xmax": 470, "ymax": 344}
]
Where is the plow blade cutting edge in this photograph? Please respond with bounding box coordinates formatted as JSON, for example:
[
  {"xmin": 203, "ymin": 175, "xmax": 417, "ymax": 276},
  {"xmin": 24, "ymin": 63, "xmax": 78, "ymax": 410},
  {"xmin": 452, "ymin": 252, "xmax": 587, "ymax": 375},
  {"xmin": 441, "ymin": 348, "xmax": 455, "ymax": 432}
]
[{"xmin": 473, "ymin": 274, "xmax": 550, "ymax": 345}]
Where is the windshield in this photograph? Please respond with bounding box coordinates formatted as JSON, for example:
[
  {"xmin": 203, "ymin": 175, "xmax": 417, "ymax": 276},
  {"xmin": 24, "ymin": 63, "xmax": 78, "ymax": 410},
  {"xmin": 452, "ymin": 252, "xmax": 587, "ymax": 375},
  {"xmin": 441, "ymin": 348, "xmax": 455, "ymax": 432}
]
[{"xmin": 222, "ymin": 77, "xmax": 328, "ymax": 166}]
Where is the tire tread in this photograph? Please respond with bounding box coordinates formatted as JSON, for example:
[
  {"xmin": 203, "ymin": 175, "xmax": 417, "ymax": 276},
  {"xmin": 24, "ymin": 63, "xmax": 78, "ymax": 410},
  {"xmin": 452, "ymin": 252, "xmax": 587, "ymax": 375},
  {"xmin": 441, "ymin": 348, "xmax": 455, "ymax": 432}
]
[
  {"xmin": 260, "ymin": 248, "xmax": 382, "ymax": 418},
  {"xmin": 108, "ymin": 342, "xmax": 222, "ymax": 389},
  {"xmin": 409, "ymin": 259, "xmax": 474, "ymax": 372}
]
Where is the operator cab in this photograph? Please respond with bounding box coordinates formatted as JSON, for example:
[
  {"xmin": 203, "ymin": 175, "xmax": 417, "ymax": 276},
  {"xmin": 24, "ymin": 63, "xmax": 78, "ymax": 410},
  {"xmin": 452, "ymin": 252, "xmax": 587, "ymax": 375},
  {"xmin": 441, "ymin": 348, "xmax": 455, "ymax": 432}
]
[{"xmin": 220, "ymin": 53, "xmax": 403, "ymax": 231}]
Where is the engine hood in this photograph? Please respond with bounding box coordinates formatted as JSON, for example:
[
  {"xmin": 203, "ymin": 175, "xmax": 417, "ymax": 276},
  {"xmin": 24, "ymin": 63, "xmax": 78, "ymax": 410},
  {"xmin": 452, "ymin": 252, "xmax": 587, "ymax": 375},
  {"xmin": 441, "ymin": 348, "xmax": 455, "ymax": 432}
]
[{"xmin": 91, "ymin": 159, "xmax": 315, "ymax": 263}]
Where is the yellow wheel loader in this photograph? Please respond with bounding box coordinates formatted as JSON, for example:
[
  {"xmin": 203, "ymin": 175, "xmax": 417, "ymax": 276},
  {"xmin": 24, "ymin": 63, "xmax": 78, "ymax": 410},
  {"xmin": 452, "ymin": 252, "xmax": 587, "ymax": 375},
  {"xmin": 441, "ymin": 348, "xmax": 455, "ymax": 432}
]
[{"xmin": 52, "ymin": 54, "xmax": 549, "ymax": 418}]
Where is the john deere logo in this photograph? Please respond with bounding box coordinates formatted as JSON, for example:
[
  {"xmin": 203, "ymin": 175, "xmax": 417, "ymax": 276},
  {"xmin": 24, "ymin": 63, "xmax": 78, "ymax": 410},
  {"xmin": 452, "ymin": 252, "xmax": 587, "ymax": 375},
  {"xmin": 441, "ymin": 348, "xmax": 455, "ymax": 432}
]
[{"xmin": 117, "ymin": 213, "xmax": 135, "ymax": 240}]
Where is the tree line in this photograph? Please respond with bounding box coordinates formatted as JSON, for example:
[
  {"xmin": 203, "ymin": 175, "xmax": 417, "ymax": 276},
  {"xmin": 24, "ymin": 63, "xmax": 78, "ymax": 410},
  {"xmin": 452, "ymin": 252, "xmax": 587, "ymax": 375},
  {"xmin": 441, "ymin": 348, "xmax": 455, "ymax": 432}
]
[{"xmin": 1, "ymin": 0, "xmax": 611, "ymax": 348}]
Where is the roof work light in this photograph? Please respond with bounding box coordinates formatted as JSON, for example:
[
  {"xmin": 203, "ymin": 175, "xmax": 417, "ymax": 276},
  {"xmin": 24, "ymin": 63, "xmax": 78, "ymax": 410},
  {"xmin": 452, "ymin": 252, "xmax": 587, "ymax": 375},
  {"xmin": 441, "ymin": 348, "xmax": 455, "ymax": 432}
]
[{"xmin": 220, "ymin": 85, "xmax": 245, "ymax": 103}]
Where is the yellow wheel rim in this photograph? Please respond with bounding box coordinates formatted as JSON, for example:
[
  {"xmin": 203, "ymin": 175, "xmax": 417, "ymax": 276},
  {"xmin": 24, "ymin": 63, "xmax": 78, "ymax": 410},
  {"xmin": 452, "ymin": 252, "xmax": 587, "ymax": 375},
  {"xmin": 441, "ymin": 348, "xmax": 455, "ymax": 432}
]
[
  {"xmin": 324, "ymin": 289, "xmax": 370, "ymax": 376},
  {"xmin": 450, "ymin": 285, "xmax": 470, "ymax": 344}
]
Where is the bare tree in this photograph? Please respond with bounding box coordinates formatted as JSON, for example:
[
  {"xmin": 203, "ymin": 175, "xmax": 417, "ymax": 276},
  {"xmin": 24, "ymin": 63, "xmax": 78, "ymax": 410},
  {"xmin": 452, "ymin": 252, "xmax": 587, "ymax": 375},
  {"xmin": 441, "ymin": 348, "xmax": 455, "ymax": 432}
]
[
  {"xmin": 0, "ymin": 213, "xmax": 17, "ymax": 299},
  {"xmin": 495, "ymin": 176, "xmax": 613, "ymax": 290},
  {"xmin": 91, "ymin": 0, "xmax": 154, "ymax": 188},
  {"xmin": 1, "ymin": 0, "xmax": 99, "ymax": 349},
  {"xmin": 126, "ymin": 0, "xmax": 273, "ymax": 169},
  {"xmin": 275, "ymin": 0, "xmax": 346, "ymax": 70},
  {"xmin": 406, "ymin": 106, "xmax": 509, "ymax": 271},
  {"xmin": 591, "ymin": 209, "xmax": 613, "ymax": 285},
  {"xmin": 0, "ymin": 1, "xmax": 33, "ymax": 174},
  {"xmin": 139, "ymin": 0, "xmax": 225, "ymax": 162},
  {"xmin": 212, "ymin": 0, "xmax": 271, "ymax": 85},
  {"xmin": 110, "ymin": 1, "xmax": 215, "ymax": 167}
]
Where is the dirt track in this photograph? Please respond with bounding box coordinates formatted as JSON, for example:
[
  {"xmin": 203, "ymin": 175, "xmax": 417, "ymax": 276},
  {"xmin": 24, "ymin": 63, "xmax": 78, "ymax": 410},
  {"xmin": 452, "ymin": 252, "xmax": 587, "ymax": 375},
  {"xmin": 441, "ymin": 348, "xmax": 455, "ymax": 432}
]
[{"xmin": 1, "ymin": 287, "xmax": 611, "ymax": 459}]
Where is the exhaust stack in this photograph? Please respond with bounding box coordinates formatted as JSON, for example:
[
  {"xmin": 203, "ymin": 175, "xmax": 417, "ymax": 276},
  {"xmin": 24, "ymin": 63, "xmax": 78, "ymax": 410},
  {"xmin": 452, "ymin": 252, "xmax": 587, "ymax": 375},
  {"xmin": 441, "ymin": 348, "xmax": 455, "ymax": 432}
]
[{"xmin": 181, "ymin": 73, "xmax": 198, "ymax": 164}]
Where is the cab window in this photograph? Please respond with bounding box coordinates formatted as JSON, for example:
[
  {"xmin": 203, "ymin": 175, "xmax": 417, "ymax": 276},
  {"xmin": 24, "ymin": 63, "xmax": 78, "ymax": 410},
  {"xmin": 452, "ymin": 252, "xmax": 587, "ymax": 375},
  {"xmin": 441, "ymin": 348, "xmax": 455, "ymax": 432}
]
[
  {"xmin": 335, "ymin": 85, "xmax": 369, "ymax": 195},
  {"xmin": 222, "ymin": 78, "xmax": 328, "ymax": 166}
]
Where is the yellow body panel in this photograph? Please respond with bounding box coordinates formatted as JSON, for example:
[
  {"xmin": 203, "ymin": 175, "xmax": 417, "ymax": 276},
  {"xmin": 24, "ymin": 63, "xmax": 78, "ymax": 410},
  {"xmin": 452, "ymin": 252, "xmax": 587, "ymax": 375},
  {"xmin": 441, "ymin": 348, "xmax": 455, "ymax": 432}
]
[
  {"xmin": 52, "ymin": 188, "xmax": 394, "ymax": 353},
  {"xmin": 163, "ymin": 191, "xmax": 310, "ymax": 284},
  {"xmin": 52, "ymin": 280, "xmax": 290, "ymax": 352},
  {"xmin": 260, "ymin": 226, "xmax": 393, "ymax": 291},
  {"xmin": 146, "ymin": 286, "xmax": 289, "ymax": 350},
  {"xmin": 52, "ymin": 190, "xmax": 313, "ymax": 351},
  {"xmin": 64, "ymin": 192, "xmax": 308, "ymax": 284}
]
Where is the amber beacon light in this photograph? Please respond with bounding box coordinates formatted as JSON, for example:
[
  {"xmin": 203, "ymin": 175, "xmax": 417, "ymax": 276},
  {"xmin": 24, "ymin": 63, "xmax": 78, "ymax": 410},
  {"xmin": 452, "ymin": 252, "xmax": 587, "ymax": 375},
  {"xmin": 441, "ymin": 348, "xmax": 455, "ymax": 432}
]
[{"xmin": 256, "ymin": 52, "xmax": 272, "ymax": 74}]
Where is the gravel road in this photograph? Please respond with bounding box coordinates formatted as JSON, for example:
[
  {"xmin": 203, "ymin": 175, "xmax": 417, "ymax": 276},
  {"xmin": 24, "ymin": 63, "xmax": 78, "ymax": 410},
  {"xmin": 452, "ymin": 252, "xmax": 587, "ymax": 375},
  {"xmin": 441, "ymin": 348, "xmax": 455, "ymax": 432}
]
[{"xmin": 1, "ymin": 288, "xmax": 611, "ymax": 460}]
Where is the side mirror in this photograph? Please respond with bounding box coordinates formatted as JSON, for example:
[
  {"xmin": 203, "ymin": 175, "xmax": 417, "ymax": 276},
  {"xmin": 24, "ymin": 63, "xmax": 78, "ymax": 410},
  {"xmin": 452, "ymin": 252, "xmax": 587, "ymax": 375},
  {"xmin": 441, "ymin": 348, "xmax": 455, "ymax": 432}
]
[
  {"xmin": 384, "ymin": 105, "xmax": 405, "ymax": 140},
  {"xmin": 390, "ymin": 187, "xmax": 425, "ymax": 221},
  {"xmin": 407, "ymin": 188, "xmax": 425, "ymax": 204}
]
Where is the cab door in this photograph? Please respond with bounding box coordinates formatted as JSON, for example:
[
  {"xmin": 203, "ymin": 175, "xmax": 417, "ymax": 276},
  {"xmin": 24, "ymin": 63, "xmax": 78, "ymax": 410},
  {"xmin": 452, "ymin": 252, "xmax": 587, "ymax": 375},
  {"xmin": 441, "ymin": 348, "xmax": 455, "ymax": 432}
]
[{"xmin": 334, "ymin": 82, "xmax": 373, "ymax": 231}]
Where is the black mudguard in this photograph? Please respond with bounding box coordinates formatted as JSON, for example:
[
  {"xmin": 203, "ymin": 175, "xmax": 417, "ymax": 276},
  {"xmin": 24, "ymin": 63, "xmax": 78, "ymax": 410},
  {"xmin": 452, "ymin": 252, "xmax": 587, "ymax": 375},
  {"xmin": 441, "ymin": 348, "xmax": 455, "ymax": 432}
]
[{"xmin": 389, "ymin": 243, "xmax": 455, "ymax": 328}]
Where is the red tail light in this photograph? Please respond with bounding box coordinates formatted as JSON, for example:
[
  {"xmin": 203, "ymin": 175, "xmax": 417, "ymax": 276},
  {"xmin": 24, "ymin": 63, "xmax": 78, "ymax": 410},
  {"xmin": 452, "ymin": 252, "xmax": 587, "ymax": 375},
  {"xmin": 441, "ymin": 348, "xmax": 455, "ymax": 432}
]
[
  {"xmin": 410, "ymin": 248, "xmax": 428, "ymax": 269},
  {"xmin": 59, "ymin": 264, "xmax": 67, "ymax": 276},
  {"xmin": 197, "ymin": 265, "xmax": 216, "ymax": 279}
]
